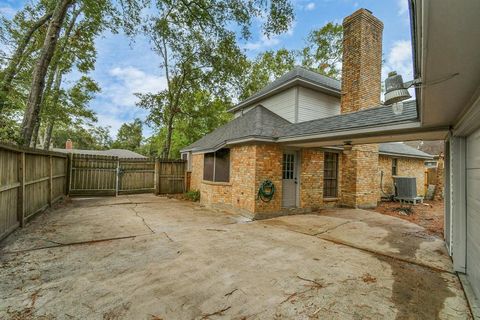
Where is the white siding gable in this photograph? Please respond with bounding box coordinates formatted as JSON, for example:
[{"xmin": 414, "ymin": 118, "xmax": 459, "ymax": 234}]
[
  {"xmin": 234, "ymin": 85, "xmax": 340, "ymax": 123},
  {"xmin": 258, "ymin": 87, "xmax": 297, "ymax": 122},
  {"xmin": 297, "ymin": 86, "xmax": 340, "ymax": 122}
]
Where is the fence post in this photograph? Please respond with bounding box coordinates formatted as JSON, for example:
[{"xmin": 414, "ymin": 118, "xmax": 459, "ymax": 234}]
[
  {"xmin": 115, "ymin": 158, "xmax": 120, "ymax": 196},
  {"xmin": 183, "ymin": 161, "xmax": 187, "ymax": 193},
  {"xmin": 154, "ymin": 158, "xmax": 160, "ymax": 195},
  {"xmin": 68, "ymin": 153, "xmax": 73, "ymax": 195},
  {"xmin": 17, "ymin": 152, "xmax": 25, "ymax": 227},
  {"xmin": 48, "ymin": 155, "xmax": 53, "ymax": 206}
]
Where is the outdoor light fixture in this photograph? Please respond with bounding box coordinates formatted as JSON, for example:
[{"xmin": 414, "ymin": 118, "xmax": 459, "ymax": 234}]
[
  {"xmin": 385, "ymin": 71, "xmax": 412, "ymax": 105},
  {"xmin": 384, "ymin": 71, "xmax": 422, "ymax": 115}
]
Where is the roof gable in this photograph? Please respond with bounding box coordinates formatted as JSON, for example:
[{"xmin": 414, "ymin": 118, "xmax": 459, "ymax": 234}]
[{"xmin": 229, "ymin": 66, "xmax": 341, "ymax": 113}]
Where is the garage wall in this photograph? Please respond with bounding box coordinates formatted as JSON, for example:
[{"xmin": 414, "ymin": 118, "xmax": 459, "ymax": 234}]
[{"xmin": 466, "ymin": 127, "xmax": 480, "ymax": 298}]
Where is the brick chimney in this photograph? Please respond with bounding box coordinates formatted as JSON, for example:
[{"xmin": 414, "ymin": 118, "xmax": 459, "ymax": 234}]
[
  {"xmin": 65, "ymin": 139, "xmax": 73, "ymax": 150},
  {"xmin": 340, "ymin": 9, "xmax": 383, "ymax": 208},
  {"xmin": 341, "ymin": 8, "xmax": 383, "ymax": 113}
]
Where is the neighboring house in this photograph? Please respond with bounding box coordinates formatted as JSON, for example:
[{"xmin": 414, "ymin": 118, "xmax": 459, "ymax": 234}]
[
  {"xmin": 181, "ymin": 9, "xmax": 433, "ymax": 219},
  {"xmin": 53, "ymin": 139, "xmax": 146, "ymax": 159},
  {"xmin": 405, "ymin": 140, "xmax": 444, "ymax": 168}
]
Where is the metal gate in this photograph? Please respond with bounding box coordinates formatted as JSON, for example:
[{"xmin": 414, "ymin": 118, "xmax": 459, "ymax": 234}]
[{"xmin": 68, "ymin": 154, "xmax": 185, "ymax": 196}]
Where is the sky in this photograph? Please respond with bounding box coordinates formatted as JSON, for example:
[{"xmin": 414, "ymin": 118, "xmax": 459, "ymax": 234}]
[{"xmin": 0, "ymin": 0, "xmax": 414, "ymax": 139}]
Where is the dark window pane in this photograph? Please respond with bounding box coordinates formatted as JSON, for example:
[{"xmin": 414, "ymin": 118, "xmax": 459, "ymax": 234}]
[
  {"xmin": 203, "ymin": 153, "xmax": 214, "ymax": 181},
  {"xmin": 392, "ymin": 158, "xmax": 398, "ymax": 176},
  {"xmin": 214, "ymin": 149, "xmax": 230, "ymax": 182},
  {"xmin": 323, "ymin": 152, "xmax": 338, "ymax": 197}
]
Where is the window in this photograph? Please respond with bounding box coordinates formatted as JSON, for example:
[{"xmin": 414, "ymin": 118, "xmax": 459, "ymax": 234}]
[
  {"xmin": 323, "ymin": 152, "xmax": 338, "ymax": 198},
  {"xmin": 392, "ymin": 158, "xmax": 398, "ymax": 176},
  {"xmin": 203, "ymin": 149, "xmax": 230, "ymax": 182},
  {"xmin": 282, "ymin": 153, "xmax": 295, "ymax": 179}
]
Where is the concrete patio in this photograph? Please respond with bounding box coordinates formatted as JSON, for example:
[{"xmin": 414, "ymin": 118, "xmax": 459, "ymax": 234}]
[{"xmin": 0, "ymin": 195, "xmax": 472, "ymax": 319}]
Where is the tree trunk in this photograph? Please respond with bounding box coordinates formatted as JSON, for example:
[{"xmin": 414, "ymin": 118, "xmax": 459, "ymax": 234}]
[
  {"xmin": 162, "ymin": 112, "xmax": 175, "ymax": 158},
  {"xmin": 43, "ymin": 119, "xmax": 55, "ymax": 150},
  {"xmin": 0, "ymin": 11, "xmax": 53, "ymax": 97},
  {"xmin": 30, "ymin": 118, "xmax": 41, "ymax": 148},
  {"xmin": 20, "ymin": 0, "xmax": 73, "ymax": 146}
]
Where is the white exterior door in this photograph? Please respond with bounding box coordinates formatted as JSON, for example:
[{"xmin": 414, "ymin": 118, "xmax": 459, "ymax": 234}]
[
  {"xmin": 466, "ymin": 127, "xmax": 480, "ymax": 298},
  {"xmin": 282, "ymin": 152, "xmax": 297, "ymax": 207}
]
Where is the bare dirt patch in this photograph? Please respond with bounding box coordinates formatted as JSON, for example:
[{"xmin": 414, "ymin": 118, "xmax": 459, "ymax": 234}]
[{"xmin": 371, "ymin": 200, "xmax": 444, "ymax": 238}]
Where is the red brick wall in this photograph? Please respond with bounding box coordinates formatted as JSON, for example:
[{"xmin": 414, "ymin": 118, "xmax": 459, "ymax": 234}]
[
  {"xmin": 191, "ymin": 153, "xmax": 203, "ymax": 191},
  {"xmin": 254, "ymin": 144, "xmax": 283, "ymax": 214},
  {"xmin": 300, "ymin": 149, "xmax": 324, "ymax": 209},
  {"xmin": 378, "ymin": 155, "xmax": 426, "ymax": 198},
  {"xmin": 231, "ymin": 145, "xmax": 257, "ymax": 212}
]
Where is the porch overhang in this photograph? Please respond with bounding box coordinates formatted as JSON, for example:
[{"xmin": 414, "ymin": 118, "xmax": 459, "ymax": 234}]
[{"xmin": 278, "ymin": 122, "xmax": 448, "ymax": 148}]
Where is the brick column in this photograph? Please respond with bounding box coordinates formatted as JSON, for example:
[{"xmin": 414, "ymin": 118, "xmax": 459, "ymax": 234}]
[{"xmin": 340, "ymin": 9, "xmax": 383, "ymax": 208}]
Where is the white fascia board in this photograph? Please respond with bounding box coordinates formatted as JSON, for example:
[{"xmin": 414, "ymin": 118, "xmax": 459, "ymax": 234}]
[{"xmin": 277, "ymin": 121, "xmax": 423, "ymax": 143}]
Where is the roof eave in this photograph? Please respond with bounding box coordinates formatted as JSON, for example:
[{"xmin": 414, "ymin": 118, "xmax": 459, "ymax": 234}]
[
  {"xmin": 378, "ymin": 151, "xmax": 433, "ymax": 160},
  {"xmin": 277, "ymin": 121, "xmax": 423, "ymax": 143},
  {"xmin": 186, "ymin": 136, "xmax": 277, "ymax": 154}
]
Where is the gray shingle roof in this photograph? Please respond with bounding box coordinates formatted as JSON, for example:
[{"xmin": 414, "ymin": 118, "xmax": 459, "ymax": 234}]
[
  {"xmin": 379, "ymin": 142, "xmax": 433, "ymax": 159},
  {"xmin": 229, "ymin": 66, "xmax": 341, "ymax": 112},
  {"xmin": 53, "ymin": 148, "xmax": 147, "ymax": 159},
  {"xmin": 181, "ymin": 100, "xmax": 427, "ymax": 159},
  {"xmin": 181, "ymin": 105, "xmax": 291, "ymax": 152},
  {"xmin": 278, "ymin": 100, "xmax": 418, "ymax": 138}
]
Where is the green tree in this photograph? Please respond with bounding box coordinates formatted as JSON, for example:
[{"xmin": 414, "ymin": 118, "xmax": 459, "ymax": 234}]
[
  {"xmin": 0, "ymin": 0, "xmax": 147, "ymax": 146},
  {"xmin": 137, "ymin": 0, "xmax": 294, "ymax": 158},
  {"xmin": 112, "ymin": 118, "xmax": 143, "ymax": 151},
  {"xmin": 51, "ymin": 122, "xmax": 112, "ymax": 150},
  {"xmin": 238, "ymin": 48, "xmax": 296, "ymax": 100},
  {"xmin": 301, "ymin": 22, "xmax": 343, "ymax": 79}
]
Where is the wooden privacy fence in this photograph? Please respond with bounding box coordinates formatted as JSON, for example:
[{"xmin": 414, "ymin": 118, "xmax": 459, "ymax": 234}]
[
  {"xmin": 68, "ymin": 153, "xmax": 186, "ymax": 196},
  {"xmin": 0, "ymin": 143, "xmax": 67, "ymax": 241},
  {"xmin": 0, "ymin": 145, "xmax": 185, "ymax": 241}
]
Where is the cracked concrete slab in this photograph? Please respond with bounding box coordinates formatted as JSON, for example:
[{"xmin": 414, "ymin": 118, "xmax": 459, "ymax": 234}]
[{"xmin": 0, "ymin": 195, "xmax": 472, "ymax": 319}]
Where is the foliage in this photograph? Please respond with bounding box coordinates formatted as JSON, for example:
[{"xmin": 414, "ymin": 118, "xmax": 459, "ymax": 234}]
[
  {"xmin": 238, "ymin": 48, "xmax": 296, "ymax": 100},
  {"xmin": 51, "ymin": 121, "xmax": 112, "ymax": 150},
  {"xmin": 137, "ymin": 0, "xmax": 294, "ymax": 158},
  {"xmin": 111, "ymin": 118, "xmax": 143, "ymax": 151},
  {"xmin": 301, "ymin": 22, "xmax": 343, "ymax": 79},
  {"xmin": 185, "ymin": 189, "xmax": 200, "ymax": 202}
]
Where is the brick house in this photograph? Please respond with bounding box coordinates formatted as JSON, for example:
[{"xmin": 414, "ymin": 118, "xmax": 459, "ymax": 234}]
[{"xmin": 181, "ymin": 9, "xmax": 432, "ymax": 219}]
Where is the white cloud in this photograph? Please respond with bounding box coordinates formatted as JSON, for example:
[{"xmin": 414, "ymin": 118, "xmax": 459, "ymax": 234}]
[
  {"xmin": 383, "ymin": 40, "xmax": 415, "ymax": 98},
  {"xmin": 305, "ymin": 2, "xmax": 316, "ymax": 11},
  {"xmin": 0, "ymin": 5, "xmax": 17, "ymax": 18},
  {"xmin": 106, "ymin": 66, "xmax": 167, "ymax": 108},
  {"xmin": 397, "ymin": 0, "xmax": 409, "ymax": 15},
  {"xmin": 93, "ymin": 66, "xmax": 167, "ymax": 138},
  {"xmin": 384, "ymin": 40, "xmax": 413, "ymax": 78},
  {"xmin": 244, "ymin": 34, "xmax": 281, "ymax": 51}
]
